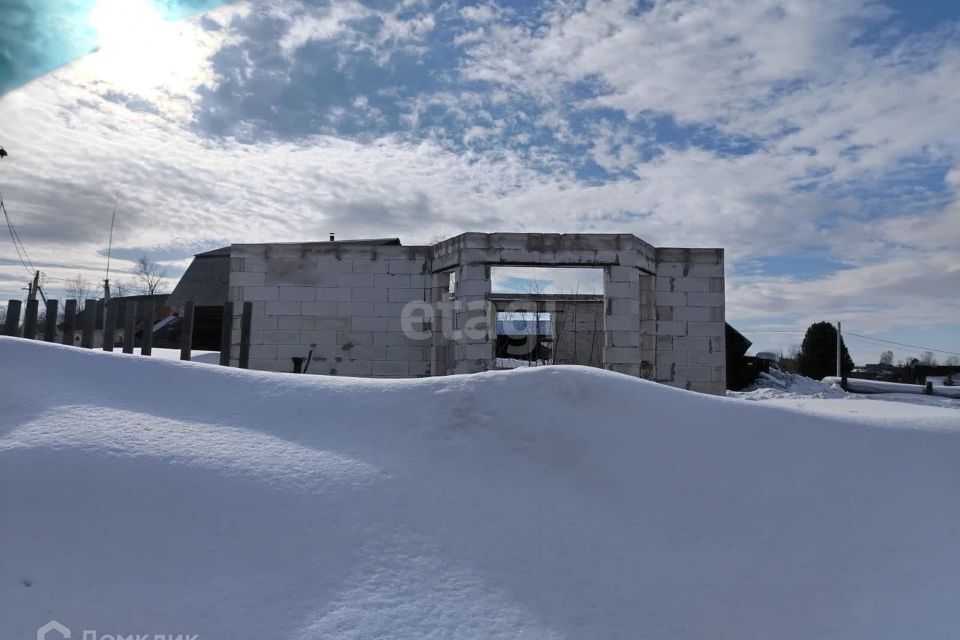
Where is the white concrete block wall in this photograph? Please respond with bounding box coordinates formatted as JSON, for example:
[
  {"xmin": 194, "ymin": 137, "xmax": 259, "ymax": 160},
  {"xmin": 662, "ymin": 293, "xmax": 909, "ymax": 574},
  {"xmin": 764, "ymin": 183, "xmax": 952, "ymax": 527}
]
[
  {"xmin": 229, "ymin": 243, "xmax": 433, "ymax": 377},
  {"xmin": 220, "ymin": 234, "xmax": 724, "ymax": 395},
  {"xmin": 653, "ymin": 248, "xmax": 725, "ymax": 394},
  {"xmin": 450, "ymin": 262, "xmax": 493, "ymax": 374},
  {"xmin": 603, "ymin": 266, "xmax": 642, "ymax": 378}
]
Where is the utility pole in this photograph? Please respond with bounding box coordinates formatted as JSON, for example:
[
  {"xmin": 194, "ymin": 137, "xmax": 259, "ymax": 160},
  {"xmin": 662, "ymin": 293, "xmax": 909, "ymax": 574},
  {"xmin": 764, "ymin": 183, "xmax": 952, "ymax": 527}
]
[
  {"xmin": 104, "ymin": 208, "xmax": 116, "ymax": 302},
  {"xmin": 27, "ymin": 270, "xmax": 39, "ymax": 300},
  {"xmin": 836, "ymin": 321, "xmax": 841, "ymax": 377}
]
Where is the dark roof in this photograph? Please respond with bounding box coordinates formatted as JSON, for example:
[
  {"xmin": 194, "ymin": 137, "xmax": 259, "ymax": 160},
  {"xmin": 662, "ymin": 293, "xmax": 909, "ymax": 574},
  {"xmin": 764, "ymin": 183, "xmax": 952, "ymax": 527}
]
[
  {"xmin": 194, "ymin": 246, "xmax": 231, "ymax": 257},
  {"xmin": 725, "ymin": 323, "xmax": 752, "ymax": 358},
  {"xmin": 75, "ymin": 294, "xmax": 167, "ymax": 327},
  {"xmin": 165, "ymin": 249, "xmax": 230, "ymax": 308},
  {"xmin": 331, "ymin": 238, "xmax": 400, "ymax": 246}
]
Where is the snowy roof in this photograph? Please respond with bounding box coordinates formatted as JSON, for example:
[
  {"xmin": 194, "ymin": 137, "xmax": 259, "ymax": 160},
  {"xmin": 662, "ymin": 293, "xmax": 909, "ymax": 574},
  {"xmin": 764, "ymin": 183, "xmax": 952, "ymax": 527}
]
[{"xmin": 496, "ymin": 318, "xmax": 551, "ymax": 336}]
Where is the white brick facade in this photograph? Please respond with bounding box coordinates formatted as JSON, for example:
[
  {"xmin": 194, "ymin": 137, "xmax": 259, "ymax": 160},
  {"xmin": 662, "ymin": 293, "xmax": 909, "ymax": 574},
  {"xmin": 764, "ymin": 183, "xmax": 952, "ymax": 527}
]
[{"xmin": 223, "ymin": 234, "xmax": 726, "ymax": 394}]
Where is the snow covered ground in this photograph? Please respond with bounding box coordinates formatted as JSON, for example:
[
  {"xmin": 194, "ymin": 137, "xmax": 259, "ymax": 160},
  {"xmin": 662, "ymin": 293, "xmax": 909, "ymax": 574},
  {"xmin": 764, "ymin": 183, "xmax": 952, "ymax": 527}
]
[
  {"xmin": 731, "ymin": 367, "xmax": 960, "ymax": 409},
  {"xmin": 2, "ymin": 337, "xmax": 960, "ymax": 639},
  {"xmin": 123, "ymin": 347, "xmax": 220, "ymax": 364}
]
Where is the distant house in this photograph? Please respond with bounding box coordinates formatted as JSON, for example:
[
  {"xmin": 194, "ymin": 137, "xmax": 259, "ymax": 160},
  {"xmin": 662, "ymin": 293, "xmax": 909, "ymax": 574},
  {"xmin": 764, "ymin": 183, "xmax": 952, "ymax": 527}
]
[
  {"xmin": 73, "ymin": 293, "xmax": 168, "ymax": 347},
  {"xmin": 911, "ymin": 365, "xmax": 960, "ymax": 386},
  {"xmin": 724, "ymin": 324, "xmax": 771, "ymax": 391},
  {"xmin": 495, "ymin": 316, "xmax": 554, "ymax": 365}
]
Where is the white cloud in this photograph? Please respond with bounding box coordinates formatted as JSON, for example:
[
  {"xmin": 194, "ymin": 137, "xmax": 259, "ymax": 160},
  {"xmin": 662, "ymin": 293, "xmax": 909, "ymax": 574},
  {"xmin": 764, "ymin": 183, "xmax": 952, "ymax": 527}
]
[
  {"xmin": 0, "ymin": 0, "xmax": 957, "ymax": 356},
  {"xmin": 461, "ymin": 0, "xmax": 960, "ymax": 179},
  {"xmin": 460, "ymin": 4, "xmax": 498, "ymax": 24}
]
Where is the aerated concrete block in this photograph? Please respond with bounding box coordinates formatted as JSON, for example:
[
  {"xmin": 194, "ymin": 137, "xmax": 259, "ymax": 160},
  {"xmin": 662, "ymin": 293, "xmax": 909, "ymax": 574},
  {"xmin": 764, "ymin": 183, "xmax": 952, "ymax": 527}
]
[
  {"xmin": 278, "ymin": 287, "xmax": 316, "ymax": 301},
  {"xmin": 243, "ymin": 286, "xmax": 280, "ymax": 301},
  {"xmin": 300, "ymin": 301, "xmax": 340, "ymax": 316}
]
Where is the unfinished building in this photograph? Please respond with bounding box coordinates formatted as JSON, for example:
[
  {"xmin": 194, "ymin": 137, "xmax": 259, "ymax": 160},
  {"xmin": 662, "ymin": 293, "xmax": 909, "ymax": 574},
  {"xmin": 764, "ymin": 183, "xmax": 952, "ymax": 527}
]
[{"xmin": 221, "ymin": 233, "xmax": 726, "ymax": 394}]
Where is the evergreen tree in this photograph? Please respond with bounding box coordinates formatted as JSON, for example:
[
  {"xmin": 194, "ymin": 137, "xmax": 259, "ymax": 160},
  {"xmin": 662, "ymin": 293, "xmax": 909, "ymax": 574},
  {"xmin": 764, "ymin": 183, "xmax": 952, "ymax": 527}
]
[{"xmin": 798, "ymin": 321, "xmax": 854, "ymax": 380}]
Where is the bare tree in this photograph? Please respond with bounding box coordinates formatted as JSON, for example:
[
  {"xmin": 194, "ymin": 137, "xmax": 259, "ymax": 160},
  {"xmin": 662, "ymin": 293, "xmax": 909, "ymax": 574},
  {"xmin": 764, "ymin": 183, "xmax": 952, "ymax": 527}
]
[
  {"xmin": 65, "ymin": 273, "xmax": 96, "ymax": 308},
  {"xmin": 879, "ymin": 350, "xmax": 894, "ymax": 366},
  {"xmin": 779, "ymin": 343, "xmax": 801, "ymax": 372},
  {"xmin": 517, "ymin": 272, "xmax": 548, "ymax": 366},
  {"xmin": 919, "ymin": 351, "xmax": 938, "ymax": 366},
  {"xmin": 132, "ymin": 255, "xmax": 167, "ymax": 295},
  {"xmin": 945, "ymin": 355, "xmax": 959, "ymax": 367},
  {"xmin": 426, "ymin": 232, "xmax": 451, "ymax": 246}
]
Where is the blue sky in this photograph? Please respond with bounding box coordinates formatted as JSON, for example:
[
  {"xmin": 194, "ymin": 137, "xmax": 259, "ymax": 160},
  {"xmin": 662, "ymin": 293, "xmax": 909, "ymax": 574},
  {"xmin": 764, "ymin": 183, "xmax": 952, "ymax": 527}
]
[{"xmin": 0, "ymin": 0, "xmax": 958, "ymax": 365}]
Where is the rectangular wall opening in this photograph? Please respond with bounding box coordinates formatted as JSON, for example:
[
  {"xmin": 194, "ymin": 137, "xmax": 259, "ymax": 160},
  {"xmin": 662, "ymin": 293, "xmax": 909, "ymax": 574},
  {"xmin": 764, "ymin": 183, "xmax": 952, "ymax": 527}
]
[
  {"xmin": 495, "ymin": 311, "xmax": 552, "ymax": 368},
  {"xmin": 490, "ymin": 267, "xmax": 604, "ymax": 369},
  {"xmin": 490, "ymin": 266, "xmax": 602, "ymax": 295}
]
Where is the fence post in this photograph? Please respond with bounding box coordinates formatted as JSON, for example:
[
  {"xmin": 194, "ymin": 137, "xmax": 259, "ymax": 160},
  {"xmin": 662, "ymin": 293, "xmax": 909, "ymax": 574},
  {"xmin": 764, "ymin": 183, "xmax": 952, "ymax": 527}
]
[
  {"xmin": 44, "ymin": 299, "xmax": 58, "ymax": 341},
  {"xmin": 122, "ymin": 302, "xmax": 136, "ymax": 354},
  {"xmin": 140, "ymin": 301, "xmax": 154, "ymax": 356},
  {"xmin": 219, "ymin": 301, "xmax": 234, "ymax": 366},
  {"xmin": 81, "ymin": 299, "xmax": 96, "ymax": 348},
  {"xmin": 63, "ymin": 300, "xmax": 77, "ymax": 346},
  {"xmin": 102, "ymin": 300, "xmax": 117, "ymax": 352},
  {"xmin": 180, "ymin": 301, "xmax": 194, "ymax": 361},
  {"xmin": 3, "ymin": 300, "xmax": 21, "ymax": 336},
  {"xmin": 238, "ymin": 301, "xmax": 252, "ymax": 369},
  {"xmin": 925, "ymin": 381, "xmax": 933, "ymax": 396},
  {"xmin": 23, "ymin": 298, "xmax": 39, "ymax": 339}
]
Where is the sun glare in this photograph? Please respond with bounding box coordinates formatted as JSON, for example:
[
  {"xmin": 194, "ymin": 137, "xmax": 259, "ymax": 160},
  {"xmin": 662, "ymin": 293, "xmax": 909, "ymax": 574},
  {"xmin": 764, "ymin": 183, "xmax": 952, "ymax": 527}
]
[{"xmin": 87, "ymin": 0, "xmax": 211, "ymax": 96}]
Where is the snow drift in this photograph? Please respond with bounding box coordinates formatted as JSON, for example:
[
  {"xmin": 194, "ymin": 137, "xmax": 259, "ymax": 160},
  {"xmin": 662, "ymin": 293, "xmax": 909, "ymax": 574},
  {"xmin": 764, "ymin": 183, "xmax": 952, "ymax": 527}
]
[
  {"xmin": 2, "ymin": 337, "xmax": 959, "ymax": 639},
  {"xmin": 729, "ymin": 368, "xmax": 847, "ymax": 399}
]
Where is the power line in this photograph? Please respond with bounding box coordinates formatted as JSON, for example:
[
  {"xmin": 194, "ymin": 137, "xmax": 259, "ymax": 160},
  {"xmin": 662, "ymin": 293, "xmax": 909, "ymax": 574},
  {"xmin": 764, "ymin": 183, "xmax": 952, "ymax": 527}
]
[
  {"xmin": 747, "ymin": 329, "xmax": 960, "ymax": 357},
  {"xmin": 746, "ymin": 330, "xmax": 804, "ymax": 334},
  {"xmin": 1, "ymin": 185, "xmax": 37, "ymax": 277},
  {"xmin": 842, "ymin": 332, "xmax": 960, "ymax": 357}
]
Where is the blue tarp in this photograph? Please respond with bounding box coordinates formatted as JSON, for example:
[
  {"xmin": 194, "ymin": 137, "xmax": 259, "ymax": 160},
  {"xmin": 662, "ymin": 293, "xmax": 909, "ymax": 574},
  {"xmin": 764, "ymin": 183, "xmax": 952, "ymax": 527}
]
[{"xmin": 496, "ymin": 318, "xmax": 551, "ymax": 337}]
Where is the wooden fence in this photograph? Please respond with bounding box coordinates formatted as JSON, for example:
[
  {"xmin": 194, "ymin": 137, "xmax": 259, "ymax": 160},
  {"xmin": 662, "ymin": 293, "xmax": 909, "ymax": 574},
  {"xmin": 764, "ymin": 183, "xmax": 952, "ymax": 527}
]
[{"xmin": 2, "ymin": 298, "xmax": 254, "ymax": 369}]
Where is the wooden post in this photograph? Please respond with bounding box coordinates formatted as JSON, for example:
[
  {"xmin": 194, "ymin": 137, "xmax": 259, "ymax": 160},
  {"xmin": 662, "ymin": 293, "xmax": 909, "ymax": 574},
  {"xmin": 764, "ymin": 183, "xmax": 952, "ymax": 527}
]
[
  {"xmin": 238, "ymin": 301, "xmax": 252, "ymax": 369},
  {"xmin": 140, "ymin": 301, "xmax": 154, "ymax": 356},
  {"xmin": 102, "ymin": 300, "xmax": 117, "ymax": 352},
  {"xmin": 122, "ymin": 301, "xmax": 136, "ymax": 354},
  {"xmin": 62, "ymin": 299, "xmax": 77, "ymax": 346},
  {"xmin": 180, "ymin": 301, "xmax": 194, "ymax": 361},
  {"xmin": 43, "ymin": 299, "xmax": 58, "ymax": 341},
  {"xmin": 925, "ymin": 381, "xmax": 933, "ymax": 396},
  {"xmin": 219, "ymin": 301, "xmax": 234, "ymax": 366},
  {"xmin": 3, "ymin": 300, "xmax": 22, "ymax": 336},
  {"xmin": 81, "ymin": 299, "xmax": 96, "ymax": 348},
  {"xmin": 23, "ymin": 298, "xmax": 39, "ymax": 339}
]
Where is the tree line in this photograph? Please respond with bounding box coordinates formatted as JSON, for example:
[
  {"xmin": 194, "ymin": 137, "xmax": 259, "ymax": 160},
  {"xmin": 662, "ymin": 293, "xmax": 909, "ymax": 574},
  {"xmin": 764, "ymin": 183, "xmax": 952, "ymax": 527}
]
[{"xmin": 775, "ymin": 322, "xmax": 958, "ymax": 379}]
